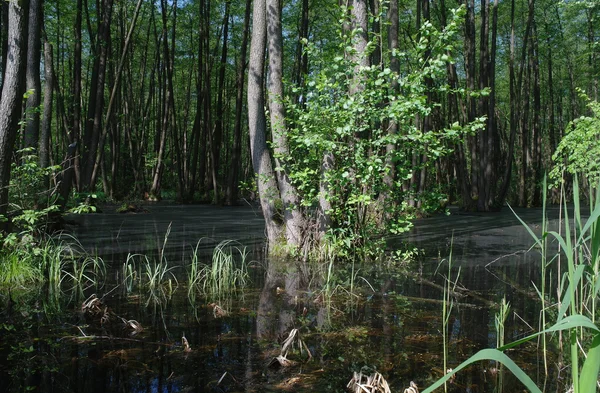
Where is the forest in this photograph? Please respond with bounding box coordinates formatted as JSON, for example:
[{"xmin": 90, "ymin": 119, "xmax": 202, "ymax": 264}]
[
  {"xmin": 0, "ymin": 0, "xmax": 598, "ymax": 251},
  {"xmin": 1, "ymin": 1, "xmax": 600, "ymax": 392}
]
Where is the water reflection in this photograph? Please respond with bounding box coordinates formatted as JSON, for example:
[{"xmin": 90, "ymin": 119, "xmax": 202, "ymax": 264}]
[{"xmin": 0, "ymin": 204, "xmax": 565, "ymax": 392}]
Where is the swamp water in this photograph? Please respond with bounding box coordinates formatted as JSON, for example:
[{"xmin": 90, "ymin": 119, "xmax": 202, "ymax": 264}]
[{"xmin": 0, "ymin": 204, "xmax": 574, "ymax": 392}]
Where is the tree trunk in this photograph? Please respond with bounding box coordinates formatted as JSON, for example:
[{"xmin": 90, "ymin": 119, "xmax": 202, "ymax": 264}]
[
  {"xmin": 226, "ymin": 0, "xmax": 251, "ymax": 206},
  {"xmin": 212, "ymin": 0, "xmax": 230, "ymax": 198},
  {"xmin": 89, "ymin": 0, "xmax": 144, "ymax": 190},
  {"xmin": 266, "ymin": 0, "xmax": 305, "ymax": 247},
  {"xmin": 82, "ymin": 0, "xmax": 114, "ymax": 190},
  {"xmin": 40, "ymin": 40, "xmax": 53, "ymax": 170},
  {"xmin": 0, "ymin": 0, "xmax": 28, "ymax": 224},
  {"xmin": 71, "ymin": 0, "xmax": 83, "ymax": 189},
  {"xmin": 23, "ymin": 0, "xmax": 42, "ymax": 150},
  {"xmin": 248, "ymin": 0, "xmax": 282, "ymax": 245},
  {"xmin": 381, "ymin": 0, "xmax": 398, "ymax": 201},
  {"xmin": 0, "ymin": 1, "xmax": 8, "ymax": 95}
]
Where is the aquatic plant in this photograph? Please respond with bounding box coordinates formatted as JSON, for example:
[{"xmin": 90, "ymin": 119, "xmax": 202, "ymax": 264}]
[
  {"xmin": 435, "ymin": 239, "xmax": 460, "ymax": 393},
  {"xmin": 0, "ymin": 232, "xmax": 104, "ymax": 304},
  {"xmin": 0, "ymin": 247, "xmax": 42, "ymax": 289},
  {"xmin": 43, "ymin": 234, "xmax": 105, "ymax": 300},
  {"xmin": 121, "ymin": 254, "xmax": 137, "ymax": 294},
  {"xmin": 423, "ymin": 179, "xmax": 600, "ymax": 393},
  {"xmin": 138, "ymin": 254, "xmax": 178, "ymax": 299},
  {"xmin": 494, "ymin": 297, "xmax": 510, "ymax": 392},
  {"xmin": 188, "ymin": 240, "xmax": 249, "ymax": 299}
]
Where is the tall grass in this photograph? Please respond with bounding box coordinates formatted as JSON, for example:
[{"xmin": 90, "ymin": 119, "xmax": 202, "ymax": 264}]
[
  {"xmin": 187, "ymin": 240, "xmax": 250, "ymax": 300},
  {"xmin": 0, "ymin": 233, "xmax": 104, "ymax": 304},
  {"xmin": 435, "ymin": 237, "xmax": 460, "ymax": 393},
  {"xmin": 423, "ymin": 178, "xmax": 600, "ymax": 393}
]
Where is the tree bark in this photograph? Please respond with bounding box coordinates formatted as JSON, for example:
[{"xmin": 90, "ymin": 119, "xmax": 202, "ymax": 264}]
[
  {"xmin": 23, "ymin": 0, "xmax": 42, "ymax": 150},
  {"xmin": 40, "ymin": 40, "xmax": 53, "ymax": 170},
  {"xmin": 226, "ymin": 0, "xmax": 251, "ymax": 205},
  {"xmin": 213, "ymin": 0, "xmax": 230, "ymax": 197},
  {"xmin": 0, "ymin": 0, "xmax": 28, "ymax": 223},
  {"xmin": 248, "ymin": 0, "xmax": 282, "ymax": 245},
  {"xmin": 266, "ymin": 0, "xmax": 305, "ymax": 247},
  {"xmin": 0, "ymin": 1, "xmax": 8, "ymax": 95},
  {"xmin": 82, "ymin": 0, "xmax": 114, "ymax": 190},
  {"xmin": 89, "ymin": 0, "xmax": 144, "ymax": 189}
]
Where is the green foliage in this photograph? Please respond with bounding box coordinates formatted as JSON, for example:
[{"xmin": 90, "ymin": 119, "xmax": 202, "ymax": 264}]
[
  {"xmin": 10, "ymin": 149, "xmax": 60, "ymax": 211},
  {"xmin": 68, "ymin": 192, "xmax": 104, "ymax": 214},
  {"xmin": 551, "ymin": 92, "xmax": 600, "ymax": 186},
  {"xmin": 281, "ymin": 6, "xmax": 481, "ymax": 256}
]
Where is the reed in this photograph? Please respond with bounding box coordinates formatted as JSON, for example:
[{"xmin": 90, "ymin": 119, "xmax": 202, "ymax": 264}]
[
  {"xmin": 423, "ymin": 179, "xmax": 600, "ymax": 393},
  {"xmin": 436, "ymin": 238, "xmax": 460, "ymax": 393},
  {"xmin": 188, "ymin": 240, "xmax": 249, "ymax": 299}
]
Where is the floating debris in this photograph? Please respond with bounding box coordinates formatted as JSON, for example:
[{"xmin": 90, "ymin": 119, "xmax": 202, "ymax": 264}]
[
  {"xmin": 210, "ymin": 303, "xmax": 228, "ymax": 318},
  {"xmin": 182, "ymin": 334, "xmax": 191, "ymax": 352},
  {"xmin": 403, "ymin": 381, "xmax": 419, "ymax": 393},
  {"xmin": 347, "ymin": 371, "xmax": 391, "ymax": 393},
  {"xmin": 81, "ymin": 294, "xmax": 143, "ymax": 335},
  {"xmin": 268, "ymin": 328, "xmax": 311, "ymax": 368}
]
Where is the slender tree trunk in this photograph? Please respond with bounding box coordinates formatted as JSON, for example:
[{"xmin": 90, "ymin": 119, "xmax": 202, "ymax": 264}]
[
  {"xmin": 72, "ymin": 0, "xmax": 83, "ymax": 190},
  {"xmin": 213, "ymin": 0, "xmax": 230, "ymax": 196},
  {"xmin": 40, "ymin": 40, "xmax": 53, "ymax": 170},
  {"xmin": 24, "ymin": 0, "xmax": 42, "ymax": 150},
  {"xmin": 89, "ymin": 0, "xmax": 144, "ymax": 189},
  {"xmin": 226, "ymin": 0, "xmax": 251, "ymax": 205},
  {"xmin": 83, "ymin": 0, "xmax": 114, "ymax": 190},
  {"xmin": 381, "ymin": 0, "xmax": 398, "ymax": 202},
  {"xmin": 465, "ymin": 0, "xmax": 478, "ymax": 199},
  {"xmin": 496, "ymin": 0, "xmax": 517, "ymax": 204},
  {"xmin": 0, "ymin": 0, "xmax": 28, "ymax": 224},
  {"xmin": 292, "ymin": 0, "xmax": 309, "ymax": 88}
]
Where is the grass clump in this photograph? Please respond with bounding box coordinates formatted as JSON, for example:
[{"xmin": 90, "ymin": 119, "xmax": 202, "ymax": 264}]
[
  {"xmin": 188, "ymin": 240, "xmax": 250, "ymax": 299},
  {"xmin": 0, "ymin": 233, "xmax": 104, "ymax": 304}
]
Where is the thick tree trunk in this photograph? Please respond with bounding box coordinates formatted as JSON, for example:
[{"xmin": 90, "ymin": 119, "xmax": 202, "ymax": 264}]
[
  {"xmin": 23, "ymin": 0, "xmax": 42, "ymax": 150},
  {"xmin": 248, "ymin": 0, "xmax": 282, "ymax": 245},
  {"xmin": 0, "ymin": 1, "xmax": 8, "ymax": 95},
  {"xmin": 0, "ymin": 0, "xmax": 28, "ymax": 223},
  {"xmin": 266, "ymin": 0, "xmax": 305, "ymax": 247}
]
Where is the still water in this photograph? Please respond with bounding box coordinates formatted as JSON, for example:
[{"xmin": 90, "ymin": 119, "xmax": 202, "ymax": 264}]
[{"xmin": 0, "ymin": 204, "xmax": 571, "ymax": 392}]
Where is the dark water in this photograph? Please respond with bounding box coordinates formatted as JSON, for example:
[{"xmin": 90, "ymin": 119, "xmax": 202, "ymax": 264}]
[{"xmin": 0, "ymin": 204, "xmax": 574, "ymax": 393}]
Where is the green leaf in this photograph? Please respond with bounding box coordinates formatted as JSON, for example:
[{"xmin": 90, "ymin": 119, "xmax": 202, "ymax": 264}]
[
  {"xmin": 421, "ymin": 349, "xmax": 542, "ymax": 393},
  {"xmin": 499, "ymin": 315, "xmax": 599, "ymax": 351},
  {"xmin": 580, "ymin": 334, "xmax": 600, "ymax": 393}
]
